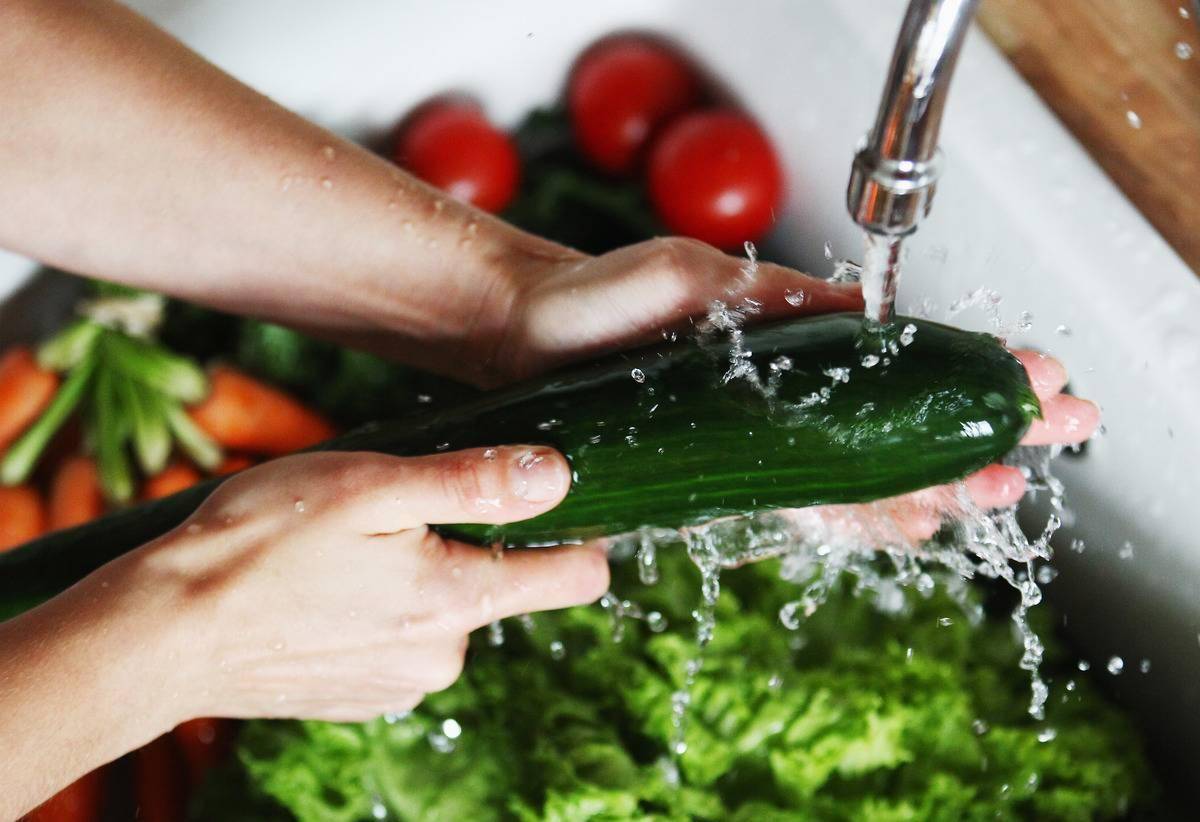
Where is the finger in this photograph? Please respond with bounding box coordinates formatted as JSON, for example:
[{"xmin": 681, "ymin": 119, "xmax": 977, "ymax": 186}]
[
  {"xmin": 1010, "ymin": 349, "xmax": 1068, "ymax": 400},
  {"xmin": 342, "ymin": 446, "xmax": 571, "ymax": 533},
  {"xmin": 444, "ymin": 540, "xmax": 610, "ymax": 630},
  {"xmin": 743, "ymin": 260, "xmax": 864, "ymax": 318},
  {"xmin": 1021, "ymin": 394, "xmax": 1100, "ymax": 445},
  {"xmin": 964, "ymin": 464, "xmax": 1027, "ymax": 509}
]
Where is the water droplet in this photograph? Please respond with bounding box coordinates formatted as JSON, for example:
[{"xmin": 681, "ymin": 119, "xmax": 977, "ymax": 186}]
[
  {"xmin": 402, "ymin": 220, "xmax": 414, "ymax": 232},
  {"xmin": 822, "ymin": 241, "xmax": 833, "ymax": 260},
  {"xmin": 860, "ymin": 354, "xmax": 880, "ymax": 368},
  {"xmin": 320, "ymin": 177, "xmax": 333, "ymax": 190},
  {"xmin": 630, "ymin": 367, "xmax": 646, "ymax": 383},
  {"xmin": 535, "ymin": 419, "xmax": 562, "ymax": 431},
  {"xmin": 785, "ymin": 289, "xmax": 805, "ymax": 306},
  {"xmin": 1077, "ymin": 659, "xmax": 1091, "ymax": 672},
  {"xmin": 1125, "ymin": 110, "xmax": 1142, "ymax": 129},
  {"xmin": 416, "ymin": 393, "xmax": 432, "ymax": 403},
  {"xmin": 646, "ymin": 611, "xmax": 667, "ymax": 632},
  {"xmin": 517, "ymin": 451, "xmax": 544, "ymax": 470},
  {"xmin": 1055, "ymin": 324, "xmax": 1072, "ymax": 336},
  {"xmin": 487, "ymin": 620, "xmax": 505, "ymax": 647},
  {"xmin": 371, "ymin": 799, "xmax": 388, "ymax": 819},
  {"xmin": 1118, "ymin": 540, "xmax": 1135, "ymax": 560},
  {"xmin": 1106, "ymin": 656, "xmax": 1125, "ymax": 675},
  {"xmin": 1176, "ymin": 42, "xmax": 1194, "ymax": 60},
  {"xmin": 972, "ymin": 718, "xmax": 989, "ymax": 735},
  {"xmin": 321, "ymin": 145, "xmax": 336, "ymax": 161},
  {"xmin": 768, "ymin": 674, "xmax": 783, "ymax": 690},
  {"xmin": 441, "ymin": 718, "xmax": 462, "ymax": 739},
  {"xmin": 1070, "ymin": 537, "xmax": 1086, "ymax": 553},
  {"xmin": 294, "ymin": 500, "xmax": 306, "ymax": 513},
  {"xmin": 549, "ymin": 640, "xmax": 566, "ymax": 660},
  {"xmin": 1182, "ymin": 5, "xmax": 1192, "ymax": 20},
  {"xmin": 186, "ymin": 523, "xmax": 202, "ymax": 535},
  {"xmin": 1139, "ymin": 658, "xmax": 1151, "ymax": 674},
  {"xmin": 938, "ymin": 617, "xmax": 954, "ymax": 627},
  {"xmin": 1037, "ymin": 727, "xmax": 1057, "ymax": 743}
]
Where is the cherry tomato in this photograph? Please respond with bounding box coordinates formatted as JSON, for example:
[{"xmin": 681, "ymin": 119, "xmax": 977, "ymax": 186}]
[
  {"xmin": 173, "ymin": 717, "xmax": 237, "ymax": 789},
  {"xmin": 393, "ymin": 101, "xmax": 519, "ymax": 213},
  {"xmin": 647, "ymin": 110, "xmax": 783, "ymax": 250},
  {"xmin": 132, "ymin": 735, "xmax": 187, "ymax": 822},
  {"xmin": 24, "ymin": 769, "xmax": 104, "ymax": 822},
  {"xmin": 569, "ymin": 36, "xmax": 700, "ymax": 174}
]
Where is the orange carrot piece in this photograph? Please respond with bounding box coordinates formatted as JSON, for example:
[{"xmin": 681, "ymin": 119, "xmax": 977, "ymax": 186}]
[
  {"xmin": 188, "ymin": 366, "xmax": 335, "ymax": 455},
  {"xmin": 213, "ymin": 453, "xmax": 255, "ymax": 475},
  {"xmin": 48, "ymin": 456, "xmax": 104, "ymax": 530},
  {"xmin": 0, "ymin": 347, "xmax": 59, "ymax": 453},
  {"xmin": 24, "ymin": 768, "xmax": 105, "ymax": 822},
  {"xmin": 0, "ymin": 485, "xmax": 47, "ymax": 551},
  {"xmin": 141, "ymin": 461, "xmax": 203, "ymax": 501}
]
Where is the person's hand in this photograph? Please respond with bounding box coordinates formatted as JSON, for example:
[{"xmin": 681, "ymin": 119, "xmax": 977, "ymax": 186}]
[
  {"xmin": 493, "ymin": 236, "xmax": 862, "ymax": 384},
  {"xmin": 827, "ymin": 349, "xmax": 1099, "ymax": 545},
  {"xmin": 140, "ymin": 446, "xmax": 608, "ymax": 724},
  {"xmin": 496, "ymin": 236, "xmax": 1097, "ymax": 542}
]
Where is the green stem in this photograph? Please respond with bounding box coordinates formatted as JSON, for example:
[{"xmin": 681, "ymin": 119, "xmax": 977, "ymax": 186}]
[{"xmin": 0, "ymin": 353, "xmax": 98, "ymax": 486}]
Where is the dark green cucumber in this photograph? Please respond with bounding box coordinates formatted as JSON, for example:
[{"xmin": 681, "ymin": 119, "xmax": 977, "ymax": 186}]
[{"xmin": 0, "ymin": 313, "xmax": 1037, "ymax": 606}]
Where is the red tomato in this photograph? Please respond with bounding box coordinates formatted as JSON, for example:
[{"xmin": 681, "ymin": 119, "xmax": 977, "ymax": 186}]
[
  {"xmin": 173, "ymin": 717, "xmax": 237, "ymax": 789},
  {"xmin": 132, "ymin": 735, "xmax": 187, "ymax": 822},
  {"xmin": 394, "ymin": 101, "xmax": 519, "ymax": 213},
  {"xmin": 24, "ymin": 769, "xmax": 104, "ymax": 822},
  {"xmin": 569, "ymin": 37, "xmax": 699, "ymax": 174},
  {"xmin": 647, "ymin": 110, "xmax": 783, "ymax": 250}
]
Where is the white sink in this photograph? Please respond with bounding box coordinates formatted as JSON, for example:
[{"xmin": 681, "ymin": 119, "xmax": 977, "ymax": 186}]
[{"xmin": 3, "ymin": 0, "xmax": 1199, "ymax": 782}]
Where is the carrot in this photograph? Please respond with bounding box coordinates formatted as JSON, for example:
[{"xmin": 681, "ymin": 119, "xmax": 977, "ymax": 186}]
[
  {"xmin": 173, "ymin": 717, "xmax": 236, "ymax": 790},
  {"xmin": 48, "ymin": 456, "xmax": 104, "ymax": 530},
  {"xmin": 213, "ymin": 453, "xmax": 255, "ymax": 475},
  {"xmin": 0, "ymin": 485, "xmax": 47, "ymax": 551},
  {"xmin": 0, "ymin": 347, "xmax": 59, "ymax": 453},
  {"xmin": 132, "ymin": 736, "xmax": 186, "ymax": 822},
  {"xmin": 23, "ymin": 768, "xmax": 104, "ymax": 822},
  {"xmin": 141, "ymin": 461, "xmax": 202, "ymax": 501},
  {"xmin": 188, "ymin": 366, "xmax": 335, "ymax": 455}
]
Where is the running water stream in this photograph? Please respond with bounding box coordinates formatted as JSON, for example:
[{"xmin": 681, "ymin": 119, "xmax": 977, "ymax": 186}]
[{"xmin": 638, "ymin": 237, "xmax": 1063, "ymax": 759}]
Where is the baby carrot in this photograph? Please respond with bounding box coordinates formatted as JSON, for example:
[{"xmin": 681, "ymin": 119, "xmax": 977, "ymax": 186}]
[
  {"xmin": 214, "ymin": 453, "xmax": 255, "ymax": 475},
  {"xmin": 141, "ymin": 461, "xmax": 203, "ymax": 501},
  {"xmin": 188, "ymin": 366, "xmax": 335, "ymax": 455},
  {"xmin": 0, "ymin": 347, "xmax": 59, "ymax": 453},
  {"xmin": 48, "ymin": 456, "xmax": 105, "ymax": 530},
  {"xmin": 0, "ymin": 485, "xmax": 47, "ymax": 551}
]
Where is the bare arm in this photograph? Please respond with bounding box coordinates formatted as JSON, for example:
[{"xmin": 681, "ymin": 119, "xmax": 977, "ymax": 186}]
[
  {"xmin": 0, "ymin": 447, "xmax": 607, "ymax": 819},
  {"xmin": 0, "ymin": 0, "xmax": 858, "ymax": 386}
]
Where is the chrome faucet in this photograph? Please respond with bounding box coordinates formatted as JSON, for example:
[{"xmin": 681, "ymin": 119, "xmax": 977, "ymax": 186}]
[{"xmin": 846, "ymin": 0, "xmax": 981, "ymax": 237}]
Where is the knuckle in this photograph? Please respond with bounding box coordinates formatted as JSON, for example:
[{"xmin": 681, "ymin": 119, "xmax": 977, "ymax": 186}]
[{"xmin": 437, "ymin": 457, "xmax": 490, "ymax": 510}]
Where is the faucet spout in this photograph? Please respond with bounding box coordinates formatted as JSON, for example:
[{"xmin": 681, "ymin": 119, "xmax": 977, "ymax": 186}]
[{"xmin": 847, "ymin": 0, "xmax": 980, "ymax": 237}]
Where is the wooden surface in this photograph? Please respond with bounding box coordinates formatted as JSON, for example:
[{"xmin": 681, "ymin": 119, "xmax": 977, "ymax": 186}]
[{"xmin": 979, "ymin": 0, "xmax": 1200, "ymax": 274}]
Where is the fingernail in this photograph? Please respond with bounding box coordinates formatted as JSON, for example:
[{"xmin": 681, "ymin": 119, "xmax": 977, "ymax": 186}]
[{"xmin": 510, "ymin": 447, "xmax": 568, "ymax": 503}]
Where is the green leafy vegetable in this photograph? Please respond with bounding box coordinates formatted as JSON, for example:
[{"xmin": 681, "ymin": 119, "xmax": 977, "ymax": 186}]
[{"xmin": 218, "ymin": 552, "xmax": 1157, "ymax": 821}]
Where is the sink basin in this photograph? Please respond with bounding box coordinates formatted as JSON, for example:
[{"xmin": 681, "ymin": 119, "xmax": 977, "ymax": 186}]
[{"xmin": 3, "ymin": 0, "xmax": 1198, "ymax": 789}]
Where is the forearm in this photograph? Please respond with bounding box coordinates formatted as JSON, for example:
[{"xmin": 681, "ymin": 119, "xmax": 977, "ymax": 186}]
[
  {"xmin": 0, "ymin": 0, "xmax": 567, "ymax": 377},
  {"xmin": 0, "ymin": 545, "xmax": 196, "ymax": 819}
]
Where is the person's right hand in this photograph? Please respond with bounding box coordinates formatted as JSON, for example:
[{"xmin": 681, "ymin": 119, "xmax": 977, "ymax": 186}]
[{"xmin": 139, "ymin": 446, "xmax": 608, "ymax": 724}]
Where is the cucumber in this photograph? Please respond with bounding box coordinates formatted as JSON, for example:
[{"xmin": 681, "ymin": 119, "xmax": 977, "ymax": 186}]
[{"xmin": 0, "ymin": 313, "xmax": 1037, "ymax": 605}]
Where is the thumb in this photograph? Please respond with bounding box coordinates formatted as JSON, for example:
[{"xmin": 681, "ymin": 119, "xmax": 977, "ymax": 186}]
[{"xmin": 344, "ymin": 446, "xmax": 572, "ymax": 534}]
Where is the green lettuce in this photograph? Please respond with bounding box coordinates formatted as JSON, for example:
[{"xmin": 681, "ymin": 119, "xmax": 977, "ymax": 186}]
[{"xmin": 212, "ymin": 550, "xmax": 1157, "ymax": 821}]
